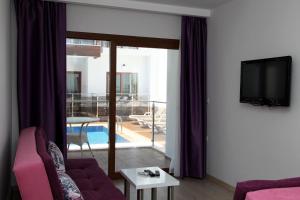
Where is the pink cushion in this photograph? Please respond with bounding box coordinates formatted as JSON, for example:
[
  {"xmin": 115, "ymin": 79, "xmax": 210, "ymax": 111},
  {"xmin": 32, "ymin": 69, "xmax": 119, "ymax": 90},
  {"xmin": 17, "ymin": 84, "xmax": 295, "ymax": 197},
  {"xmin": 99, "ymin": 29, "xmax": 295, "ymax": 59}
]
[
  {"xmin": 13, "ymin": 127, "xmax": 54, "ymax": 200},
  {"xmin": 246, "ymin": 187, "xmax": 300, "ymax": 200}
]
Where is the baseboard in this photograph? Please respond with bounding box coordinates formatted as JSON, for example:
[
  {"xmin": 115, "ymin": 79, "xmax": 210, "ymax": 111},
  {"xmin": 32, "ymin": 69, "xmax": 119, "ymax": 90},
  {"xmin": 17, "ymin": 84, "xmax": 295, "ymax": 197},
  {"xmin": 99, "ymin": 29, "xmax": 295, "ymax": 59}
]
[
  {"xmin": 6, "ymin": 178, "xmax": 14, "ymax": 200},
  {"xmin": 206, "ymin": 174, "xmax": 235, "ymax": 192},
  {"xmin": 6, "ymin": 187, "xmax": 11, "ymax": 200},
  {"xmin": 7, "ymin": 186, "xmax": 20, "ymax": 200}
]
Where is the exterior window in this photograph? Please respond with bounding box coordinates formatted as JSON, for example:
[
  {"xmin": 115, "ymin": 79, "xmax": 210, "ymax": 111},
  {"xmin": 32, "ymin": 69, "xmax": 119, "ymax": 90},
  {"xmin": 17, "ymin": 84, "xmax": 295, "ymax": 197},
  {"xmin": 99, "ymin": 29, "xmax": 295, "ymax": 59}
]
[
  {"xmin": 106, "ymin": 72, "xmax": 138, "ymax": 99},
  {"xmin": 67, "ymin": 38, "xmax": 99, "ymax": 46},
  {"xmin": 67, "ymin": 72, "xmax": 81, "ymax": 94}
]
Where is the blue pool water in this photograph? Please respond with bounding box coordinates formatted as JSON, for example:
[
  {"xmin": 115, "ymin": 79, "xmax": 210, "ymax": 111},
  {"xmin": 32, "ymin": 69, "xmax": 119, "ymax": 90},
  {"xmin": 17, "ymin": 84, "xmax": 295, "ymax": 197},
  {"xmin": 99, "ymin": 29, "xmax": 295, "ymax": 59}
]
[{"xmin": 67, "ymin": 126, "xmax": 129, "ymax": 144}]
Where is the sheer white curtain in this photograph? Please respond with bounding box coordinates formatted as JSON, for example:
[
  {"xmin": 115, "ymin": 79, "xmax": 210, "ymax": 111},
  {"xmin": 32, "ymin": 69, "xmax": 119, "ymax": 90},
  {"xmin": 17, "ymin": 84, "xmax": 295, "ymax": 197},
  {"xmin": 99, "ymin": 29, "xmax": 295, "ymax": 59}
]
[{"xmin": 166, "ymin": 49, "xmax": 181, "ymax": 176}]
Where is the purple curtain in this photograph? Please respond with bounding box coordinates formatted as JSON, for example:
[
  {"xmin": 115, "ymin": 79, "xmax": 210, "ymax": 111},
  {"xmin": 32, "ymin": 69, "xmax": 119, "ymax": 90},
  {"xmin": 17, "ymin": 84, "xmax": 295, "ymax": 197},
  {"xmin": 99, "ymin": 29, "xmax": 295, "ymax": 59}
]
[
  {"xmin": 15, "ymin": 0, "xmax": 67, "ymax": 155},
  {"xmin": 180, "ymin": 16, "xmax": 207, "ymax": 178}
]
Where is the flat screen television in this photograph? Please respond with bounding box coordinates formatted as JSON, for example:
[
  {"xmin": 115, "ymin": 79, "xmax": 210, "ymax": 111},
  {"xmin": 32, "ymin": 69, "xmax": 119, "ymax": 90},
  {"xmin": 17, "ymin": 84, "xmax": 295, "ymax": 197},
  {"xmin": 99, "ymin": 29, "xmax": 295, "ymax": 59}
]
[{"xmin": 240, "ymin": 56, "xmax": 292, "ymax": 106}]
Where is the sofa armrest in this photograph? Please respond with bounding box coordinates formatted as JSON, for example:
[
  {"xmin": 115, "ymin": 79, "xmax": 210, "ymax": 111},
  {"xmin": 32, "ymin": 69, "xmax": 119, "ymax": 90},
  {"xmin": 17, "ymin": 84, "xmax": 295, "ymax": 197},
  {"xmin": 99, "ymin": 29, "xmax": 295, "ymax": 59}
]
[
  {"xmin": 234, "ymin": 177, "xmax": 300, "ymax": 200},
  {"xmin": 13, "ymin": 127, "xmax": 54, "ymax": 200}
]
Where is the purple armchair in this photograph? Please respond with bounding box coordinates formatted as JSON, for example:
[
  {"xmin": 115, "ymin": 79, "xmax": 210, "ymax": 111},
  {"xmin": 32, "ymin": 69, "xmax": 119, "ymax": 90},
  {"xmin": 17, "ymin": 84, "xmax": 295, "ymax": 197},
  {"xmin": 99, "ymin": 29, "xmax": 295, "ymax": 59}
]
[{"xmin": 234, "ymin": 177, "xmax": 300, "ymax": 200}]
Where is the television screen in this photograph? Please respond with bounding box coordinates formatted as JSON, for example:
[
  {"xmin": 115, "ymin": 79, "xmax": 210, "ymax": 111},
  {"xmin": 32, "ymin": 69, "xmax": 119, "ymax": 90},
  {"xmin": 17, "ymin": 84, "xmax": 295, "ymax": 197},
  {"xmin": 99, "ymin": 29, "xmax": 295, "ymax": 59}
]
[{"xmin": 240, "ymin": 56, "xmax": 292, "ymax": 106}]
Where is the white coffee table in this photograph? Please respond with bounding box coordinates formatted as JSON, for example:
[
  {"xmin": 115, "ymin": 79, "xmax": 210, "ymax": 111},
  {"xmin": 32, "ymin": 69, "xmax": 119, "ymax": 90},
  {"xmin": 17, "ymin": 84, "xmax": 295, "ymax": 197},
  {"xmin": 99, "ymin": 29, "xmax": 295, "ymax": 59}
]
[{"xmin": 120, "ymin": 167, "xmax": 180, "ymax": 200}]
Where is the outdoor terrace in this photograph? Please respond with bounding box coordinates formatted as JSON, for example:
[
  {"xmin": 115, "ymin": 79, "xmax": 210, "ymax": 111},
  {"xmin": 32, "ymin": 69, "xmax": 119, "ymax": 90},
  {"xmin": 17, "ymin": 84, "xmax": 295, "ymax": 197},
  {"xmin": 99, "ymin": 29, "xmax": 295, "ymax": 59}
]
[{"xmin": 66, "ymin": 95, "xmax": 169, "ymax": 172}]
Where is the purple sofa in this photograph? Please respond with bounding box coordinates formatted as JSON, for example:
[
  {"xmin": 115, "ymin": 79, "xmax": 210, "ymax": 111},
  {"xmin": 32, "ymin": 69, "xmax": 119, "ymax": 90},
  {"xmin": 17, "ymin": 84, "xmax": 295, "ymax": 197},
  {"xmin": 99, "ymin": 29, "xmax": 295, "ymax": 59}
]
[
  {"xmin": 26, "ymin": 127, "xmax": 125, "ymax": 200},
  {"xmin": 234, "ymin": 177, "xmax": 300, "ymax": 200}
]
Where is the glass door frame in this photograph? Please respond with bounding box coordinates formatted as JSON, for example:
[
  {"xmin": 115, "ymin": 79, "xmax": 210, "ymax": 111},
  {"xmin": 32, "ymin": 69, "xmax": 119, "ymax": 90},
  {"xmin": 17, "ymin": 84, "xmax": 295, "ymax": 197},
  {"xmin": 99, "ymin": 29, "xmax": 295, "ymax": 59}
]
[{"xmin": 67, "ymin": 31, "xmax": 180, "ymax": 179}]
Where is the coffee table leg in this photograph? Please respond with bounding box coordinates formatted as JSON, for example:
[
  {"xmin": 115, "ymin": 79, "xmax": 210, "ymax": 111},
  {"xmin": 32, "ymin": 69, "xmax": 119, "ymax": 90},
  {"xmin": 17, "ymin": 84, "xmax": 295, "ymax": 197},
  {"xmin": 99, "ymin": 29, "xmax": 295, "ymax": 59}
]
[
  {"xmin": 151, "ymin": 188, "xmax": 157, "ymax": 200},
  {"xmin": 167, "ymin": 186, "xmax": 174, "ymax": 200},
  {"xmin": 124, "ymin": 180, "xmax": 130, "ymax": 200},
  {"xmin": 137, "ymin": 189, "xmax": 144, "ymax": 200}
]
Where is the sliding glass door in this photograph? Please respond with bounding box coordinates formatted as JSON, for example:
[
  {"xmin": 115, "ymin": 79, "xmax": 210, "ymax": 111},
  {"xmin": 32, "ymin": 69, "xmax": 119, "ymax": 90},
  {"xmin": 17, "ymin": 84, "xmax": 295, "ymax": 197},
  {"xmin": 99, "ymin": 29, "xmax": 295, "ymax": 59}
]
[
  {"xmin": 66, "ymin": 38, "xmax": 111, "ymax": 173},
  {"xmin": 66, "ymin": 32, "xmax": 179, "ymax": 177},
  {"xmin": 115, "ymin": 46, "xmax": 169, "ymax": 172}
]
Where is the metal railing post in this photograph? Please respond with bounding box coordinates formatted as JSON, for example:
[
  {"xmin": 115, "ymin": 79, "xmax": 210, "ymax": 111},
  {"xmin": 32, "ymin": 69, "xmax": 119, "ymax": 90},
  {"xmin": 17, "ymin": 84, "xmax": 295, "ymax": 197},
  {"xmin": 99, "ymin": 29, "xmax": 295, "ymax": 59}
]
[
  {"xmin": 71, "ymin": 94, "xmax": 74, "ymax": 117},
  {"xmin": 96, "ymin": 96, "xmax": 99, "ymax": 117},
  {"xmin": 131, "ymin": 93, "xmax": 134, "ymax": 115},
  {"xmin": 152, "ymin": 101, "xmax": 155, "ymax": 147}
]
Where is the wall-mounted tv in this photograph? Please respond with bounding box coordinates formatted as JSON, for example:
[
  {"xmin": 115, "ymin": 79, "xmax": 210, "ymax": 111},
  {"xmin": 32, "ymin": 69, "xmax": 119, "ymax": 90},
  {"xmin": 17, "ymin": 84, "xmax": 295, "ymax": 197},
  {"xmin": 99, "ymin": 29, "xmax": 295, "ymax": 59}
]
[{"xmin": 240, "ymin": 56, "xmax": 292, "ymax": 107}]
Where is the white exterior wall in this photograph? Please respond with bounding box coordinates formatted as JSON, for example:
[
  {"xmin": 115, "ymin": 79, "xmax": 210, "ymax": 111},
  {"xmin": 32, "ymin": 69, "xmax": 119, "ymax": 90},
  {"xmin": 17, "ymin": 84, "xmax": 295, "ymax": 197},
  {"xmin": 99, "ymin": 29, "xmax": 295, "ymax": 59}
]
[
  {"xmin": 67, "ymin": 48, "xmax": 167, "ymax": 101},
  {"xmin": 67, "ymin": 57, "xmax": 89, "ymax": 94},
  {"xmin": 148, "ymin": 49, "xmax": 168, "ymax": 102}
]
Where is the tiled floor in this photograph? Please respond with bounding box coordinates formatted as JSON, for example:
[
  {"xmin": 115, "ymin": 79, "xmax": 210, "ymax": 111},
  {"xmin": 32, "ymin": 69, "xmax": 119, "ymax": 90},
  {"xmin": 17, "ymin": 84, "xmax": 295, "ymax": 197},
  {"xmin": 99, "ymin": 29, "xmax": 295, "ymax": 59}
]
[
  {"xmin": 11, "ymin": 149, "xmax": 234, "ymax": 200},
  {"xmin": 10, "ymin": 177, "xmax": 234, "ymax": 200},
  {"xmin": 67, "ymin": 148, "xmax": 234, "ymax": 200},
  {"xmin": 68, "ymin": 147, "xmax": 171, "ymax": 173},
  {"xmin": 114, "ymin": 177, "xmax": 234, "ymax": 200}
]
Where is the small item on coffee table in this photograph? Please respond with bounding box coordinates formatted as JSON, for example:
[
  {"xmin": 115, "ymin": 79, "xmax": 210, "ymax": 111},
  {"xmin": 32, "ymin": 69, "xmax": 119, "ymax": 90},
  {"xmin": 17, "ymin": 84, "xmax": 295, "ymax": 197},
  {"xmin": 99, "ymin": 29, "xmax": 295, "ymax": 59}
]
[
  {"xmin": 144, "ymin": 169, "xmax": 154, "ymax": 177},
  {"xmin": 138, "ymin": 172, "xmax": 148, "ymax": 176},
  {"xmin": 155, "ymin": 170, "xmax": 160, "ymax": 177},
  {"xmin": 143, "ymin": 169, "xmax": 160, "ymax": 177}
]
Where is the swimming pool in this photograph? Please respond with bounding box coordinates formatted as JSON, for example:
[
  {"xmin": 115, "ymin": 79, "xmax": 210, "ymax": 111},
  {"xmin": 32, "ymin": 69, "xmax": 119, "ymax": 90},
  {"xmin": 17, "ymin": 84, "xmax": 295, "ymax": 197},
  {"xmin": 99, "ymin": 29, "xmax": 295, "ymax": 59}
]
[{"xmin": 66, "ymin": 126, "xmax": 129, "ymax": 144}]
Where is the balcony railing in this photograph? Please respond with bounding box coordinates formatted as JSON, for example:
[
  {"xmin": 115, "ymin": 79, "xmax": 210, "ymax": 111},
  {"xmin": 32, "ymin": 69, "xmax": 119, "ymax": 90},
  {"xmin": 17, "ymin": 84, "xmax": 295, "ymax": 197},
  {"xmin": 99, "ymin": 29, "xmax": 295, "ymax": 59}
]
[{"xmin": 66, "ymin": 93, "xmax": 167, "ymax": 153}]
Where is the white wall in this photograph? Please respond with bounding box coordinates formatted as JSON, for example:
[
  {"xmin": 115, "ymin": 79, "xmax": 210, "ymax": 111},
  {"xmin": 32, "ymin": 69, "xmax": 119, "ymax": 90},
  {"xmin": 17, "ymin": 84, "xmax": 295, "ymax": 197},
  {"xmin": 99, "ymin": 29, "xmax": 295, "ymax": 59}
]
[
  {"xmin": 0, "ymin": 0, "xmax": 11, "ymax": 198},
  {"xmin": 11, "ymin": 0, "xmax": 18, "ymax": 188},
  {"xmin": 67, "ymin": 4, "xmax": 181, "ymax": 39},
  {"xmin": 166, "ymin": 50, "xmax": 181, "ymax": 176},
  {"xmin": 207, "ymin": 0, "xmax": 300, "ymax": 186}
]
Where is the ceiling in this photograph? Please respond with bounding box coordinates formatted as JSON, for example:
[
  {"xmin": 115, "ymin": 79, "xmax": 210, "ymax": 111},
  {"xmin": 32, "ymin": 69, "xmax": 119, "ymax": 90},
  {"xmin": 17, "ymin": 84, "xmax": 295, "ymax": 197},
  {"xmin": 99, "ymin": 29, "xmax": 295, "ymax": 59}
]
[
  {"xmin": 54, "ymin": 0, "xmax": 231, "ymax": 16},
  {"xmin": 127, "ymin": 0, "xmax": 233, "ymax": 9}
]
